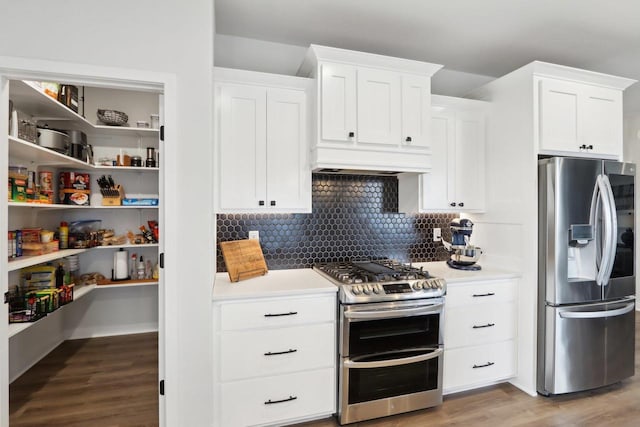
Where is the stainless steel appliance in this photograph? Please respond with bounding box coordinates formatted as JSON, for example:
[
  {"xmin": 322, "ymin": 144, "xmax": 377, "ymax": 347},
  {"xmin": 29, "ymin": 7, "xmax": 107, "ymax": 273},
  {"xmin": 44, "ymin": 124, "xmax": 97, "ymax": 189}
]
[
  {"xmin": 442, "ymin": 219, "xmax": 483, "ymax": 270},
  {"xmin": 538, "ymin": 157, "xmax": 636, "ymax": 396},
  {"xmin": 314, "ymin": 260, "xmax": 446, "ymax": 425}
]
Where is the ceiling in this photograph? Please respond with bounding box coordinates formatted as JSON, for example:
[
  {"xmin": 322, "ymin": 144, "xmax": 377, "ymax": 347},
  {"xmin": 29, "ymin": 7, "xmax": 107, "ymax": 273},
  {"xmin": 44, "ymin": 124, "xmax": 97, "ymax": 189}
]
[{"xmin": 215, "ymin": 0, "xmax": 640, "ymax": 111}]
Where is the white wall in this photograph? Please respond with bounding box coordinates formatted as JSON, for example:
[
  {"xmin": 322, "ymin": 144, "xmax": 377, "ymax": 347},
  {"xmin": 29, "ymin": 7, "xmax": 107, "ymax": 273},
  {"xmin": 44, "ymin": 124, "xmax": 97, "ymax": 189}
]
[
  {"xmin": 624, "ymin": 113, "xmax": 640, "ymax": 302},
  {"xmin": 215, "ymin": 34, "xmax": 494, "ymax": 94},
  {"xmin": 0, "ymin": 1, "xmax": 214, "ymax": 425}
]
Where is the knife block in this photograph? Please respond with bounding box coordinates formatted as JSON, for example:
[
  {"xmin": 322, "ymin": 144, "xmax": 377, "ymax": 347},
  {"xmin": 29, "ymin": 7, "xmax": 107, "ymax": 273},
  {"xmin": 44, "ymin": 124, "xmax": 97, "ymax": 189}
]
[{"xmin": 101, "ymin": 185, "xmax": 125, "ymax": 206}]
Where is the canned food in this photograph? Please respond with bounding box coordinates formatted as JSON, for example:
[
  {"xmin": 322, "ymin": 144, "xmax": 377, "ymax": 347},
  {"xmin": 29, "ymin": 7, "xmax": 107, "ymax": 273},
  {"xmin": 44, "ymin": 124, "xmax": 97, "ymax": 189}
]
[{"xmin": 39, "ymin": 171, "xmax": 54, "ymax": 192}]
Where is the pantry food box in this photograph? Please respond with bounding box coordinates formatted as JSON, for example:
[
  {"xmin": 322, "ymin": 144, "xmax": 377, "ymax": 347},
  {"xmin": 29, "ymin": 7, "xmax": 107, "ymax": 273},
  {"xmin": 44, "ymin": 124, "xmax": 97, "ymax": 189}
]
[{"xmin": 59, "ymin": 172, "xmax": 90, "ymax": 206}]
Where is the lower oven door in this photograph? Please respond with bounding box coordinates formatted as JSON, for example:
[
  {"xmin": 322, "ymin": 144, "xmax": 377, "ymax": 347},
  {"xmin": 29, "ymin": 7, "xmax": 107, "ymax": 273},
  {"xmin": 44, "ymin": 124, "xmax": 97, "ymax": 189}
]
[{"xmin": 339, "ymin": 347, "xmax": 443, "ymax": 425}]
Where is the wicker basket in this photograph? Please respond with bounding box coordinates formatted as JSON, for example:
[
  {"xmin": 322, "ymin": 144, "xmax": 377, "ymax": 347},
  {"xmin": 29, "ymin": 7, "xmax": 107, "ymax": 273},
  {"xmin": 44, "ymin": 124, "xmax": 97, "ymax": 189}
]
[{"xmin": 97, "ymin": 109, "xmax": 128, "ymax": 126}]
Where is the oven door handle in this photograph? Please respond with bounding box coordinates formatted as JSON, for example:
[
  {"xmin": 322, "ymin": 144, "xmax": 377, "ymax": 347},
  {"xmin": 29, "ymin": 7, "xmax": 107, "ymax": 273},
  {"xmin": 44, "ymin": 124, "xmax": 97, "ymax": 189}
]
[
  {"xmin": 344, "ymin": 348, "xmax": 443, "ymax": 369},
  {"xmin": 344, "ymin": 303, "xmax": 443, "ymax": 320}
]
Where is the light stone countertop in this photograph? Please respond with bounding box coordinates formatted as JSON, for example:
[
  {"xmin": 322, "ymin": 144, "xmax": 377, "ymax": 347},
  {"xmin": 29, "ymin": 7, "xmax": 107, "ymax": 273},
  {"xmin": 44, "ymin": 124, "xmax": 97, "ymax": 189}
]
[
  {"xmin": 213, "ymin": 268, "xmax": 338, "ymax": 301},
  {"xmin": 213, "ymin": 261, "xmax": 520, "ymax": 301}
]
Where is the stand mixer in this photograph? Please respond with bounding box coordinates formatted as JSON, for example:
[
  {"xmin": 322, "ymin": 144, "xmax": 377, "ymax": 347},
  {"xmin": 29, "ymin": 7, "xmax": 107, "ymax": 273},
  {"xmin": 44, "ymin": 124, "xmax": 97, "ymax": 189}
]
[{"xmin": 442, "ymin": 219, "xmax": 483, "ymax": 270}]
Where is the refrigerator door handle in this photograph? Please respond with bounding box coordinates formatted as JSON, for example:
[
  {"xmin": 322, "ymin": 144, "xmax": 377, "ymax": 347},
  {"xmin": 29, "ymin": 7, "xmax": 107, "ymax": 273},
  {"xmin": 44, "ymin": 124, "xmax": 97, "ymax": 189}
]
[
  {"xmin": 601, "ymin": 175, "xmax": 618, "ymax": 286},
  {"xmin": 558, "ymin": 302, "xmax": 635, "ymax": 319},
  {"xmin": 591, "ymin": 175, "xmax": 616, "ymax": 287},
  {"xmin": 590, "ymin": 176, "xmax": 603, "ymax": 272}
]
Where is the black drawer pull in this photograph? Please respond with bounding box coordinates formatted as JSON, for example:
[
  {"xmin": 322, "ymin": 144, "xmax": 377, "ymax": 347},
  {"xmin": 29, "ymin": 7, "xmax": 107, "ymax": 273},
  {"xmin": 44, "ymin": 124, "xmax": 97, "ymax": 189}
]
[
  {"xmin": 265, "ymin": 395, "xmax": 297, "ymax": 405},
  {"xmin": 264, "ymin": 349, "xmax": 297, "ymax": 356},
  {"xmin": 473, "ymin": 362, "xmax": 495, "ymax": 369},
  {"xmin": 258, "ymin": 200, "xmax": 265, "ymax": 206},
  {"xmin": 270, "ymin": 200, "xmax": 276, "ymax": 206},
  {"xmin": 472, "ymin": 323, "xmax": 495, "ymax": 329},
  {"xmin": 348, "ymin": 131, "xmax": 355, "ymax": 138},
  {"xmin": 264, "ymin": 311, "xmax": 298, "ymax": 317},
  {"xmin": 472, "ymin": 292, "xmax": 495, "ymax": 297}
]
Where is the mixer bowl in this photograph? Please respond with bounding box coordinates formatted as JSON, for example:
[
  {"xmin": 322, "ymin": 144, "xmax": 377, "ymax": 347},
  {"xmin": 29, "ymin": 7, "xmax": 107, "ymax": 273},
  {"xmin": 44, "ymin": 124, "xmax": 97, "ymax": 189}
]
[{"xmin": 449, "ymin": 246, "xmax": 483, "ymax": 266}]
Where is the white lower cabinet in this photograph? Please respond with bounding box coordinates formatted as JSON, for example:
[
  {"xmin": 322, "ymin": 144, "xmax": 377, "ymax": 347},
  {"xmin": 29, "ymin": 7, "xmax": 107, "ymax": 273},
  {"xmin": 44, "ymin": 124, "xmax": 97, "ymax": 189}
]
[
  {"xmin": 443, "ymin": 279, "xmax": 518, "ymax": 394},
  {"xmin": 220, "ymin": 368, "xmax": 335, "ymax": 427},
  {"xmin": 213, "ymin": 294, "xmax": 336, "ymax": 427}
]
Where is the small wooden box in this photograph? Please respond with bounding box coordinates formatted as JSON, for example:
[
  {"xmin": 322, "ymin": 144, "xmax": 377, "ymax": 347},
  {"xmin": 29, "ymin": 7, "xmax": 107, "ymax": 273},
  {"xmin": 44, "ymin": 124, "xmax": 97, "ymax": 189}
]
[{"xmin": 219, "ymin": 239, "xmax": 268, "ymax": 282}]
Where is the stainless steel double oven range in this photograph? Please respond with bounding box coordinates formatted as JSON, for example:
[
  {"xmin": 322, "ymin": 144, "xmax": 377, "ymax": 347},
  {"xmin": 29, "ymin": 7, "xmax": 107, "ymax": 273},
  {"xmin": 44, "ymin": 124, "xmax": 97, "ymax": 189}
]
[{"xmin": 314, "ymin": 260, "xmax": 446, "ymax": 425}]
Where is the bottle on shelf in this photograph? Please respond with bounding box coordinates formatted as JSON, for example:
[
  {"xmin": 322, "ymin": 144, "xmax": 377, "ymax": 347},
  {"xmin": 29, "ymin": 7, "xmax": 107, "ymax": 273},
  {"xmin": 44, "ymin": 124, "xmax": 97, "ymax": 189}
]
[
  {"xmin": 59, "ymin": 222, "xmax": 69, "ymax": 249},
  {"xmin": 130, "ymin": 253, "xmax": 137, "ymax": 279},
  {"xmin": 137, "ymin": 256, "xmax": 145, "ymax": 280},
  {"xmin": 55, "ymin": 263, "xmax": 65, "ymax": 289}
]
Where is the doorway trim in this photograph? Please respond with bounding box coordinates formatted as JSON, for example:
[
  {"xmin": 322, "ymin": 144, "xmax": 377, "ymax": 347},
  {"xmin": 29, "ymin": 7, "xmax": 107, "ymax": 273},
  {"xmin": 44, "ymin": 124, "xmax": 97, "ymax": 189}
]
[{"xmin": 0, "ymin": 55, "xmax": 178, "ymax": 427}]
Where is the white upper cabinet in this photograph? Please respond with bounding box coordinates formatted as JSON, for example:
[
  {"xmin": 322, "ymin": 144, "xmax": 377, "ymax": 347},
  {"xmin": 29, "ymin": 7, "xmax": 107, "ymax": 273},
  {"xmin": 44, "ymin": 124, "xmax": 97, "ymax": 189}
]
[
  {"xmin": 536, "ymin": 71, "xmax": 630, "ymax": 159},
  {"xmin": 356, "ymin": 67, "xmax": 401, "ymax": 146},
  {"xmin": 320, "ymin": 62, "xmax": 356, "ymax": 142},
  {"xmin": 402, "ymin": 75, "xmax": 431, "ymax": 148},
  {"xmin": 215, "ymin": 68, "xmax": 312, "ymax": 213},
  {"xmin": 399, "ymin": 96, "xmax": 487, "ymax": 213},
  {"xmin": 299, "ymin": 45, "xmax": 442, "ymax": 173}
]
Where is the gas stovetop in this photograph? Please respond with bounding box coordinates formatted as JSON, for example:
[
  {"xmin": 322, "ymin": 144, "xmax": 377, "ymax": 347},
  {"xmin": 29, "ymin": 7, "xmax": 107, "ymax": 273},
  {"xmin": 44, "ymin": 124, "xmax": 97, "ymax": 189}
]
[{"xmin": 314, "ymin": 259, "xmax": 446, "ymax": 304}]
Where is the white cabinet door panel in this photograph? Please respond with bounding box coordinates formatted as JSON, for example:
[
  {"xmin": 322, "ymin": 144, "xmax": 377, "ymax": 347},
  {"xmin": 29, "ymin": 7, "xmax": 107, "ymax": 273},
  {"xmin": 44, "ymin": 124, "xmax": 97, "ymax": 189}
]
[
  {"xmin": 455, "ymin": 111, "xmax": 485, "ymax": 210},
  {"xmin": 421, "ymin": 109, "xmax": 455, "ymax": 210},
  {"xmin": 445, "ymin": 302, "xmax": 516, "ymax": 348},
  {"xmin": 220, "ymin": 323, "xmax": 334, "ymax": 381},
  {"xmin": 266, "ymin": 88, "xmax": 308, "ymax": 210},
  {"xmin": 220, "ymin": 368, "xmax": 335, "ymax": 427},
  {"xmin": 357, "ymin": 67, "xmax": 401, "ymax": 145},
  {"xmin": 219, "ymin": 85, "xmax": 267, "ymax": 210},
  {"xmin": 539, "ymin": 79, "xmax": 580, "ymax": 153},
  {"xmin": 582, "ymin": 86, "xmax": 622, "ymax": 157},
  {"xmin": 402, "ymin": 75, "xmax": 430, "ymax": 148},
  {"xmin": 321, "ymin": 63, "xmax": 356, "ymax": 142}
]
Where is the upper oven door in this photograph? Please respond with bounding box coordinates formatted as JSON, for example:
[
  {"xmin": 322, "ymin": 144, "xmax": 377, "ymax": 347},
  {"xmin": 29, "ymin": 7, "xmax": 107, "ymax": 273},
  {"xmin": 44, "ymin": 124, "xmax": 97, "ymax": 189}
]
[{"xmin": 341, "ymin": 299, "xmax": 443, "ymax": 358}]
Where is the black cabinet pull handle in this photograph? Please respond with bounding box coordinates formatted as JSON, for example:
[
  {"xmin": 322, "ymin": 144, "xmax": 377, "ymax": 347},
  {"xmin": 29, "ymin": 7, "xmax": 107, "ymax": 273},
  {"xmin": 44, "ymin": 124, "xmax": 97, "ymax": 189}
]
[
  {"xmin": 587, "ymin": 144, "xmax": 593, "ymax": 150},
  {"xmin": 458, "ymin": 202, "xmax": 464, "ymax": 207},
  {"xmin": 450, "ymin": 202, "xmax": 456, "ymax": 207},
  {"xmin": 405, "ymin": 136, "xmax": 412, "ymax": 142},
  {"xmin": 579, "ymin": 144, "xmax": 587, "ymax": 150},
  {"xmin": 270, "ymin": 200, "xmax": 276, "ymax": 206},
  {"xmin": 472, "ymin": 323, "xmax": 495, "ymax": 329},
  {"xmin": 264, "ymin": 311, "xmax": 298, "ymax": 317},
  {"xmin": 258, "ymin": 200, "xmax": 265, "ymax": 206},
  {"xmin": 264, "ymin": 349, "xmax": 297, "ymax": 356},
  {"xmin": 264, "ymin": 395, "xmax": 297, "ymax": 405},
  {"xmin": 348, "ymin": 131, "xmax": 355, "ymax": 138},
  {"xmin": 472, "ymin": 292, "xmax": 495, "ymax": 297},
  {"xmin": 473, "ymin": 362, "xmax": 495, "ymax": 369}
]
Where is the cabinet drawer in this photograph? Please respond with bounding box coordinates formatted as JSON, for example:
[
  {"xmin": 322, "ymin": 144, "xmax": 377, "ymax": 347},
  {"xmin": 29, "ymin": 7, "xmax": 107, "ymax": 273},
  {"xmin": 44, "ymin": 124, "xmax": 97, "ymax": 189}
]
[
  {"xmin": 443, "ymin": 340, "xmax": 516, "ymax": 392},
  {"xmin": 220, "ymin": 368, "xmax": 335, "ymax": 427},
  {"xmin": 445, "ymin": 302, "xmax": 516, "ymax": 349},
  {"xmin": 446, "ymin": 279, "xmax": 517, "ymax": 308},
  {"xmin": 219, "ymin": 294, "xmax": 336, "ymax": 331},
  {"xmin": 220, "ymin": 323, "xmax": 335, "ymax": 381}
]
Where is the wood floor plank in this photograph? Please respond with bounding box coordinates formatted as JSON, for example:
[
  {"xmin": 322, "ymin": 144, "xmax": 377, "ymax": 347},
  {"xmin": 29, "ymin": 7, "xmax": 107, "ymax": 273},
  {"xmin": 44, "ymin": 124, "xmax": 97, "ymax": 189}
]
[{"xmin": 10, "ymin": 332, "xmax": 158, "ymax": 427}]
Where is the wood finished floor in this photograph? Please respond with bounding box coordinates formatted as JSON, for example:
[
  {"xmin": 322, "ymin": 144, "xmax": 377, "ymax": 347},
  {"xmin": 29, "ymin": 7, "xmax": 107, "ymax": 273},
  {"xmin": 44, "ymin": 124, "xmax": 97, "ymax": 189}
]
[
  {"xmin": 297, "ymin": 316, "xmax": 640, "ymax": 427},
  {"xmin": 10, "ymin": 332, "xmax": 158, "ymax": 427},
  {"xmin": 8, "ymin": 319, "xmax": 640, "ymax": 426}
]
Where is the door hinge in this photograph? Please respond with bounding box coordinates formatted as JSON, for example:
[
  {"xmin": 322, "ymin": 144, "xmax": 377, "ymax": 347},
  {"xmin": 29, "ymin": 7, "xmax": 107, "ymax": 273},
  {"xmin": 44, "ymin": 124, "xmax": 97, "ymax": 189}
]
[
  {"xmin": 160, "ymin": 125, "xmax": 164, "ymax": 141},
  {"xmin": 159, "ymin": 253, "xmax": 164, "ymax": 269},
  {"xmin": 159, "ymin": 379, "xmax": 165, "ymax": 396},
  {"xmin": 3, "ymin": 291, "xmax": 9, "ymax": 304}
]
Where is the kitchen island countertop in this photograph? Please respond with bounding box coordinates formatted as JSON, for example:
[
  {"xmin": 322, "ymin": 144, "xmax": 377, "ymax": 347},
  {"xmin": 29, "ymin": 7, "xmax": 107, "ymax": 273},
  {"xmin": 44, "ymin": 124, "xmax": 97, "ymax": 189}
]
[{"xmin": 213, "ymin": 268, "xmax": 338, "ymax": 301}]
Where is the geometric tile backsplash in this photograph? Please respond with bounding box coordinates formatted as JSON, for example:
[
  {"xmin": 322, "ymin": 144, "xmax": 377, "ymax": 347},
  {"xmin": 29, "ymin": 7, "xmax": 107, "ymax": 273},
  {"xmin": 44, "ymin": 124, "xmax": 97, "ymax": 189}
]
[{"xmin": 216, "ymin": 173, "xmax": 458, "ymax": 272}]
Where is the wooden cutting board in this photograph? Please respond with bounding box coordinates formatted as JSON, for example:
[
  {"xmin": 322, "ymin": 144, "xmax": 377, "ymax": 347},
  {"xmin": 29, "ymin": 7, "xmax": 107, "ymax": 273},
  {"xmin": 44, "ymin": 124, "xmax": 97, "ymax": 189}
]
[{"xmin": 219, "ymin": 239, "xmax": 268, "ymax": 282}]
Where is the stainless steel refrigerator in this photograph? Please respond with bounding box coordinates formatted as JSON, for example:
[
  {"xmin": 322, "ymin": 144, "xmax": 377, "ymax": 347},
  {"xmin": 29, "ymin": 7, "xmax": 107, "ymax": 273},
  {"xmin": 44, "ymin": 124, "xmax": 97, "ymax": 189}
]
[{"xmin": 538, "ymin": 157, "xmax": 636, "ymax": 396}]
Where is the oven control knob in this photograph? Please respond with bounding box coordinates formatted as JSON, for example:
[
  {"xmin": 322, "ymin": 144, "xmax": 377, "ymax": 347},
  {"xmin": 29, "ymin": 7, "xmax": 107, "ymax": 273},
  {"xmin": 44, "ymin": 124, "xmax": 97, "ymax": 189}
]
[
  {"xmin": 352, "ymin": 285, "xmax": 362, "ymax": 295},
  {"xmin": 372, "ymin": 284, "xmax": 381, "ymax": 294},
  {"xmin": 412, "ymin": 282, "xmax": 423, "ymax": 290}
]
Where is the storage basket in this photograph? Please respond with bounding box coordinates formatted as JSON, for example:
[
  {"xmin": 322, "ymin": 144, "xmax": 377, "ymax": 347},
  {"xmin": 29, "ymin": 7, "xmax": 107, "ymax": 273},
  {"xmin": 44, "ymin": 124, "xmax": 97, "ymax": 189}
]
[
  {"xmin": 97, "ymin": 109, "xmax": 128, "ymax": 126},
  {"xmin": 8, "ymin": 291, "xmax": 48, "ymax": 323}
]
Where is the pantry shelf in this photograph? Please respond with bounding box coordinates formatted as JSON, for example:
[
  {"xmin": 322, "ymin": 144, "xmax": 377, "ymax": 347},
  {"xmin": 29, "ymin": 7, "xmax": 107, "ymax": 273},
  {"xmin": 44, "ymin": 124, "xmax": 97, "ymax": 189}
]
[
  {"xmin": 93, "ymin": 243, "xmax": 159, "ymax": 249},
  {"xmin": 8, "ymin": 284, "xmax": 97, "ymax": 338},
  {"xmin": 7, "ymin": 249, "xmax": 88, "ymax": 272}
]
